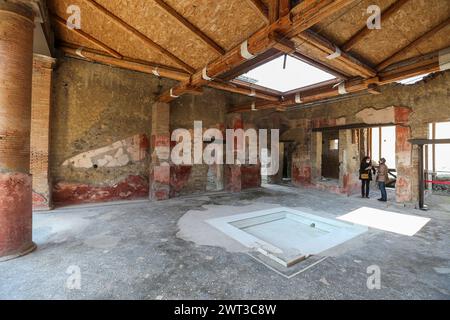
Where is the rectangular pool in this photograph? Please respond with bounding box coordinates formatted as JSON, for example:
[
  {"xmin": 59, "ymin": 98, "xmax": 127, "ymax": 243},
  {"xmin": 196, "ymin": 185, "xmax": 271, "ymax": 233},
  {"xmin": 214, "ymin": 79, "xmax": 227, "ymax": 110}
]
[{"xmin": 207, "ymin": 207, "xmax": 367, "ymax": 267}]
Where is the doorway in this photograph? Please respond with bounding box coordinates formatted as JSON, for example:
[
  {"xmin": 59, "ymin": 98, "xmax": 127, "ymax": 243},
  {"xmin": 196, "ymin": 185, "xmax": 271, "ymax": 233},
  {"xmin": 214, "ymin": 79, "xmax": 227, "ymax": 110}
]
[{"xmin": 321, "ymin": 130, "xmax": 340, "ymax": 179}]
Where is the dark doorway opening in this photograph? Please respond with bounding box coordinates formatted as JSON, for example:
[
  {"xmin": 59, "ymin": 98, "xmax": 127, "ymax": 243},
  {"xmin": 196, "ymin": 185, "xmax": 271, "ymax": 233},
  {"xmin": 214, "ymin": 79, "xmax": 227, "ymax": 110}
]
[
  {"xmin": 282, "ymin": 142, "xmax": 295, "ymax": 181},
  {"xmin": 321, "ymin": 130, "xmax": 339, "ymax": 179}
]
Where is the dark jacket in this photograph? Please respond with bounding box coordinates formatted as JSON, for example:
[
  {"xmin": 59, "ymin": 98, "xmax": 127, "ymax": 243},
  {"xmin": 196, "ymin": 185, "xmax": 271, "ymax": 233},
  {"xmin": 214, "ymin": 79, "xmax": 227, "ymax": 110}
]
[{"xmin": 360, "ymin": 162, "xmax": 376, "ymax": 181}]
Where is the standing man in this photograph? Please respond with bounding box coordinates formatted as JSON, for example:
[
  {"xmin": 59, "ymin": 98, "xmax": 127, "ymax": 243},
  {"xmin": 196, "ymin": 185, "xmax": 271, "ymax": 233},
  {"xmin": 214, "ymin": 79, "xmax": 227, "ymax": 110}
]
[{"xmin": 377, "ymin": 158, "xmax": 389, "ymax": 202}]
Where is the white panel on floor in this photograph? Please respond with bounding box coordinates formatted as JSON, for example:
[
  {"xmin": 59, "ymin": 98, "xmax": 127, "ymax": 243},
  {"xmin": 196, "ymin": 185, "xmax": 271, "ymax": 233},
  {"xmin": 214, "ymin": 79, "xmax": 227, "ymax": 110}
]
[{"xmin": 337, "ymin": 207, "xmax": 430, "ymax": 236}]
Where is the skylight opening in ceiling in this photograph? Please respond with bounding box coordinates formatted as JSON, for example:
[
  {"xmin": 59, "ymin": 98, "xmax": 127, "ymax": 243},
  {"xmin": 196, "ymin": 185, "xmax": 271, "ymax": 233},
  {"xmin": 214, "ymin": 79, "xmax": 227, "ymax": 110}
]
[
  {"xmin": 396, "ymin": 73, "xmax": 430, "ymax": 85},
  {"xmin": 236, "ymin": 55, "xmax": 336, "ymax": 93}
]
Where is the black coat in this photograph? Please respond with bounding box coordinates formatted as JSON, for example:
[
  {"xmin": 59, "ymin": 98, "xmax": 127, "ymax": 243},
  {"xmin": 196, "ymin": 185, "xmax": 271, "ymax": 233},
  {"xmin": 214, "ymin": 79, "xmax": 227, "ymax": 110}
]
[{"xmin": 360, "ymin": 162, "xmax": 376, "ymax": 181}]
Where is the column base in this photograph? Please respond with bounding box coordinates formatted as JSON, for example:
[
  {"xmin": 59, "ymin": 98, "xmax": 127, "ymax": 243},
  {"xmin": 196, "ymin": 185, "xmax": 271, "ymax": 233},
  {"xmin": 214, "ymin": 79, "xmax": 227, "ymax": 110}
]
[{"xmin": 0, "ymin": 242, "xmax": 36, "ymax": 262}]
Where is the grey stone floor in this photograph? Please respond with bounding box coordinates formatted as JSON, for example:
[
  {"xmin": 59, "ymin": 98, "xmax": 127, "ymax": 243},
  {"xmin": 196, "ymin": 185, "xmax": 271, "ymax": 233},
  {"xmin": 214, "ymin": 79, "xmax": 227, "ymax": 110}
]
[{"xmin": 0, "ymin": 184, "xmax": 449, "ymax": 300}]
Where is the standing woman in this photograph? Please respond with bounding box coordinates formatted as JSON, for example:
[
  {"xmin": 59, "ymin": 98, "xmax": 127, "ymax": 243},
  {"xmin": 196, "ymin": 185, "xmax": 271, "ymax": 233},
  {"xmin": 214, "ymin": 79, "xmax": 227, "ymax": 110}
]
[
  {"xmin": 377, "ymin": 158, "xmax": 389, "ymax": 202},
  {"xmin": 360, "ymin": 156, "xmax": 376, "ymax": 198}
]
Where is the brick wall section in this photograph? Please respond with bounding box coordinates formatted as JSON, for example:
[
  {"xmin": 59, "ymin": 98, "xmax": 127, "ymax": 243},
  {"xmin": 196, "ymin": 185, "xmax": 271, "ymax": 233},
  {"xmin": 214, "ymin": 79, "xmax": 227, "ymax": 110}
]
[
  {"xmin": 170, "ymin": 88, "xmax": 243, "ymax": 196},
  {"xmin": 30, "ymin": 54, "xmax": 55, "ymax": 210}
]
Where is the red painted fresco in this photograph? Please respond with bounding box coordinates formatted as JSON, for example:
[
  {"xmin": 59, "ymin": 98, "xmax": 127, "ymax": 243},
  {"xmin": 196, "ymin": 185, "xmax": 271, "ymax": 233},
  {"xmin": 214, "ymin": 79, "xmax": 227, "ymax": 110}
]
[
  {"xmin": 232, "ymin": 117, "xmax": 243, "ymax": 130},
  {"xmin": 396, "ymin": 125, "xmax": 412, "ymax": 152},
  {"xmin": 152, "ymin": 165, "xmax": 170, "ymax": 184},
  {"xmin": 225, "ymin": 165, "xmax": 242, "ymax": 192},
  {"xmin": 52, "ymin": 175, "xmax": 149, "ymax": 206},
  {"xmin": 139, "ymin": 134, "xmax": 150, "ymax": 150},
  {"xmin": 394, "ymin": 106, "xmax": 412, "ymax": 124},
  {"xmin": 311, "ymin": 118, "xmax": 336, "ymax": 129},
  {"xmin": 241, "ymin": 165, "xmax": 261, "ymax": 189},
  {"xmin": 151, "ymin": 135, "xmax": 170, "ymax": 150},
  {"xmin": 396, "ymin": 176, "xmax": 412, "ymax": 202},
  {"xmin": 32, "ymin": 191, "xmax": 50, "ymax": 210},
  {"xmin": 170, "ymin": 165, "xmax": 192, "ymax": 196},
  {"xmin": 0, "ymin": 172, "xmax": 34, "ymax": 258},
  {"xmin": 292, "ymin": 164, "xmax": 312, "ymax": 185}
]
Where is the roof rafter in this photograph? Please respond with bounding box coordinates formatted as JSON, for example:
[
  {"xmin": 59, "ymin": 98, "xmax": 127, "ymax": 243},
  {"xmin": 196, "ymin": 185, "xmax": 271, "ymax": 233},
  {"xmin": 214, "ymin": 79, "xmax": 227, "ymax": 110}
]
[
  {"xmin": 52, "ymin": 14, "xmax": 123, "ymax": 59},
  {"xmin": 291, "ymin": 30, "xmax": 377, "ymax": 78},
  {"xmin": 376, "ymin": 17, "xmax": 450, "ymax": 71},
  {"xmin": 342, "ymin": 0, "xmax": 411, "ymax": 52},
  {"xmin": 245, "ymin": 0, "xmax": 269, "ymax": 23},
  {"xmin": 153, "ymin": 0, "xmax": 225, "ymax": 56},
  {"xmin": 83, "ymin": 0, "xmax": 196, "ymax": 73}
]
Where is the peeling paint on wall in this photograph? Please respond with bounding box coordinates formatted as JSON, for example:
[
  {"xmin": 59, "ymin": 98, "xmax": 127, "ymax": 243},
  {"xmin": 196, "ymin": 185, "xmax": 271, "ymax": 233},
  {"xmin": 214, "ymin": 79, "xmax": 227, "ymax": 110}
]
[
  {"xmin": 62, "ymin": 134, "xmax": 148, "ymax": 169},
  {"xmin": 355, "ymin": 106, "xmax": 396, "ymax": 124}
]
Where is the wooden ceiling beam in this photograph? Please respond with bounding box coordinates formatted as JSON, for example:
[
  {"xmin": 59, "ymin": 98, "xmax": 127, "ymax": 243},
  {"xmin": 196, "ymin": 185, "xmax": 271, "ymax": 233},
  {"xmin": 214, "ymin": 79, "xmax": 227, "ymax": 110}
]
[
  {"xmin": 59, "ymin": 43, "xmax": 191, "ymax": 82},
  {"xmin": 279, "ymin": 0, "xmax": 291, "ymax": 17},
  {"xmin": 284, "ymin": 0, "xmax": 355, "ymax": 37},
  {"xmin": 378, "ymin": 47, "xmax": 448, "ymax": 84},
  {"xmin": 290, "ymin": 51, "xmax": 350, "ymax": 79},
  {"xmin": 245, "ymin": 0, "xmax": 269, "ymax": 23},
  {"xmin": 291, "ymin": 30, "xmax": 377, "ymax": 78},
  {"xmin": 219, "ymin": 48, "xmax": 283, "ymax": 81},
  {"xmin": 268, "ymin": 0, "xmax": 280, "ymax": 23},
  {"xmin": 158, "ymin": 0, "xmax": 355, "ymax": 103},
  {"xmin": 52, "ymin": 14, "xmax": 123, "ymax": 59},
  {"xmin": 207, "ymin": 81, "xmax": 280, "ymax": 102},
  {"xmin": 376, "ymin": 17, "xmax": 450, "ymax": 71},
  {"xmin": 153, "ymin": 0, "xmax": 225, "ymax": 56},
  {"xmin": 342, "ymin": 0, "xmax": 411, "ymax": 52},
  {"xmin": 83, "ymin": 0, "xmax": 195, "ymax": 73}
]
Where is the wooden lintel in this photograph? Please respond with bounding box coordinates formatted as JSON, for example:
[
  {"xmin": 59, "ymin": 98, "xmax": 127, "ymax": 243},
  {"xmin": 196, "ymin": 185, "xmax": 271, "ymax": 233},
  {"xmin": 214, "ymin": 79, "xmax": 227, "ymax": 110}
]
[
  {"xmin": 367, "ymin": 84, "xmax": 381, "ymax": 95},
  {"xmin": 207, "ymin": 81, "xmax": 280, "ymax": 102},
  {"xmin": 59, "ymin": 43, "xmax": 191, "ymax": 82},
  {"xmin": 184, "ymin": 86, "xmax": 204, "ymax": 95}
]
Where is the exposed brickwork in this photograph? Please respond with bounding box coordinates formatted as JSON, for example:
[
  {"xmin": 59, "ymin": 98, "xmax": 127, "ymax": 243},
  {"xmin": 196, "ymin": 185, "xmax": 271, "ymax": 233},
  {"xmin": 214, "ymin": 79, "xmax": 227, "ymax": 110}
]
[
  {"xmin": 0, "ymin": 2, "xmax": 34, "ymax": 174},
  {"xmin": 30, "ymin": 54, "xmax": 55, "ymax": 210}
]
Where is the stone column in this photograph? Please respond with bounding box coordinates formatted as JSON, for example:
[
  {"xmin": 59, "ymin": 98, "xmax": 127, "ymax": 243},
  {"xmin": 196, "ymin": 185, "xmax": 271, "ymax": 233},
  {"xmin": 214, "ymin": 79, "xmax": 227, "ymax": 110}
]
[
  {"xmin": 395, "ymin": 125, "xmax": 413, "ymax": 202},
  {"xmin": 149, "ymin": 102, "xmax": 171, "ymax": 200},
  {"xmin": 0, "ymin": 1, "xmax": 36, "ymax": 261},
  {"xmin": 31, "ymin": 54, "xmax": 56, "ymax": 211}
]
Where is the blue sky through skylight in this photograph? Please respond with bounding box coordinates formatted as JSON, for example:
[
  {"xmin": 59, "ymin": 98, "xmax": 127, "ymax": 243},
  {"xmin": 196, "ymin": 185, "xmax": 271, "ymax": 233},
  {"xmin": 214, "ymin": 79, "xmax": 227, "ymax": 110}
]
[{"xmin": 237, "ymin": 55, "xmax": 336, "ymax": 92}]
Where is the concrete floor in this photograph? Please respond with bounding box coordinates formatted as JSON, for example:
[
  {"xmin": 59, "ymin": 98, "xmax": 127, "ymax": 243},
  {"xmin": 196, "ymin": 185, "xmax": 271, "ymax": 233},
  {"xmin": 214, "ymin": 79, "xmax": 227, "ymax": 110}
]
[{"xmin": 0, "ymin": 185, "xmax": 449, "ymax": 300}]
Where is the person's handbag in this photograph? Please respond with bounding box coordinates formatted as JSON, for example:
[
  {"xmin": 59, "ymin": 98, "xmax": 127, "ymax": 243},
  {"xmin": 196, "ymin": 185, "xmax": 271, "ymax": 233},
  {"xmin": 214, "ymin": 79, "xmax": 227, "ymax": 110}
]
[{"xmin": 361, "ymin": 173, "xmax": 369, "ymax": 180}]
